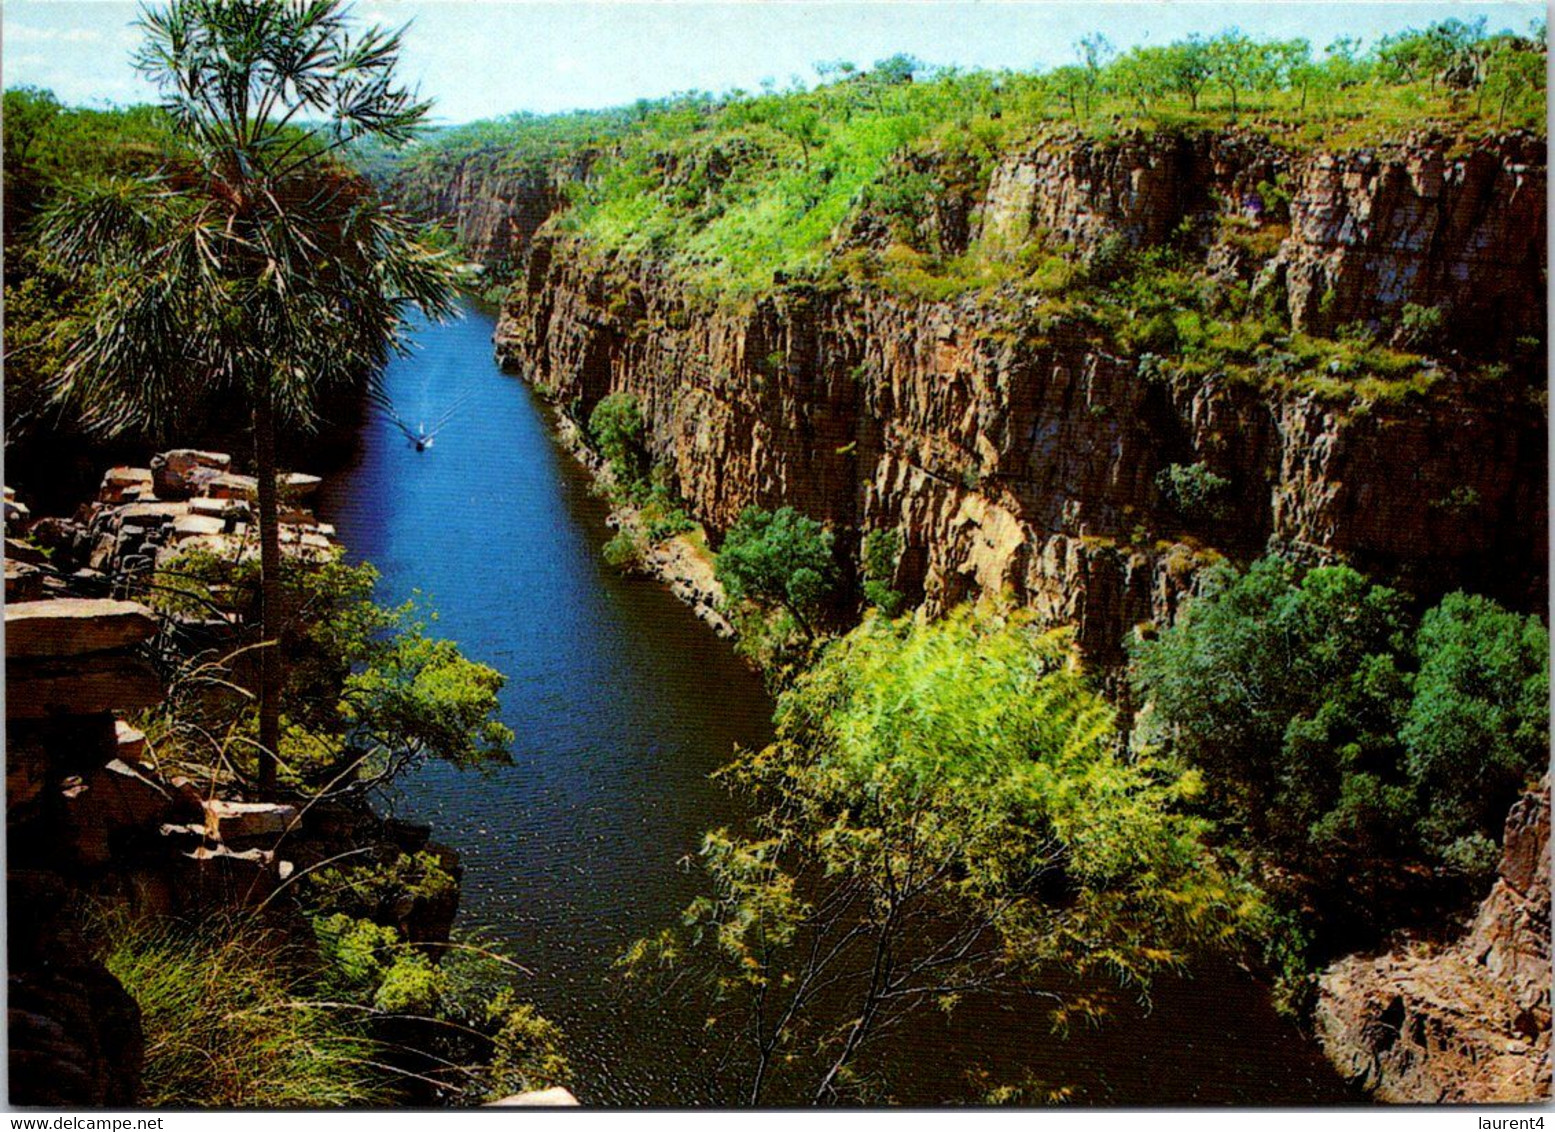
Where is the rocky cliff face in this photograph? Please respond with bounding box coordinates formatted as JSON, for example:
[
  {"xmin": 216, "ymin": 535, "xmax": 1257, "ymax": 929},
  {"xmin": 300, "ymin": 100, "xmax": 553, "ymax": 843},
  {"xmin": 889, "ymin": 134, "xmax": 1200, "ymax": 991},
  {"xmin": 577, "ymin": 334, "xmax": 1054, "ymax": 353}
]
[
  {"xmin": 390, "ymin": 152, "xmax": 591, "ymax": 276},
  {"xmin": 1272, "ymin": 134, "xmax": 1546, "ymax": 355},
  {"xmin": 490, "ymin": 129, "xmax": 1545, "ymax": 667},
  {"xmin": 4, "ymin": 455, "xmax": 457, "ymax": 1106},
  {"xmin": 1315, "ymin": 780, "xmax": 1551, "ymax": 1103}
]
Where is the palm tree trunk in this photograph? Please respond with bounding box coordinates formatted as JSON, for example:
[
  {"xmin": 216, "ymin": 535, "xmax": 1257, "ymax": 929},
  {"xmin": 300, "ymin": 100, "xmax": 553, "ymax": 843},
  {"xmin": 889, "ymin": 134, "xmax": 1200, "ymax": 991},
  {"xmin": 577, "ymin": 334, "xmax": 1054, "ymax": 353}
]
[{"xmin": 254, "ymin": 392, "xmax": 283, "ymax": 792}]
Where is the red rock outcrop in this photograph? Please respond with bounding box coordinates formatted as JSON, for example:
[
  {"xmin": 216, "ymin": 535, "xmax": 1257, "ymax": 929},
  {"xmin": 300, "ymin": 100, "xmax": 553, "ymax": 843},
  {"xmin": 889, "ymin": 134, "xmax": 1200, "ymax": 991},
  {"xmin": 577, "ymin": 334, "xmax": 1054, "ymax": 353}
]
[
  {"xmin": 1272, "ymin": 133, "xmax": 1546, "ymax": 355},
  {"xmin": 1315, "ymin": 781, "xmax": 1551, "ymax": 1102}
]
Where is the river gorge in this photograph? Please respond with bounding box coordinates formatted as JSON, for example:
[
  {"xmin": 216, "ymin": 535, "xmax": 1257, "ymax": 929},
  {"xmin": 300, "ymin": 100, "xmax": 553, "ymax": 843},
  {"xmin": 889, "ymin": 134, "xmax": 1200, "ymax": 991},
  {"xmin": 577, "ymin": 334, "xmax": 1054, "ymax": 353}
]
[
  {"xmin": 5, "ymin": 23, "xmax": 1547, "ymax": 1100},
  {"xmin": 312, "ymin": 297, "xmax": 1354, "ymax": 1105}
]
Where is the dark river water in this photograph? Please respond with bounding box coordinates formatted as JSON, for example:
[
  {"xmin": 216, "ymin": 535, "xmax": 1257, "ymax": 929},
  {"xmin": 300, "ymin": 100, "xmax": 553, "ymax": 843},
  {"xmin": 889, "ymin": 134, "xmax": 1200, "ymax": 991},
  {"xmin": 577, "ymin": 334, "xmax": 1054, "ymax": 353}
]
[{"xmin": 315, "ymin": 298, "xmax": 1357, "ymax": 1107}]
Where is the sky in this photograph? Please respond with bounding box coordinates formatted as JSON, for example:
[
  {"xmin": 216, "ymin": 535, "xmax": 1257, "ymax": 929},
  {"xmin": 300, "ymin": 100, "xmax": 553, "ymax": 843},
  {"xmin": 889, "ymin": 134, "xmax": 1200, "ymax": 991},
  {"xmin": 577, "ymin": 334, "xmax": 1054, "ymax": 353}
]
[{"xmin": 3, "ymin": 1, "xmax": 1545, "ymax": 125}]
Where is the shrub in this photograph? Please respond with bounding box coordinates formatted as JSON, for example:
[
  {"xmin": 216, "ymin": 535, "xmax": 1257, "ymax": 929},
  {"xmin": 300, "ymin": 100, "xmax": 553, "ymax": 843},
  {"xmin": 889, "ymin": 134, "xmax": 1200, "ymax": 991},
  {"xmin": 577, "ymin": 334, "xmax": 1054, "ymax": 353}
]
[
  {"xmin": 1130, "ymin": 557, "xmax": 1414, "ymax": 865},
  {"xmin": 103, "ymin": 916, "xmax": 389, "ymax": 1107},
  {"xmin": 1130, "ymin": 556, "xmax": 1551, "ymax": 971},
  {"xmin": 860, "ymin": 527, "xmax": 904, "ymax": 616},
  {"xmin": 603, "ymin": 528, "xmax": 646, "ymax": 571},
  {"xmin": 1397, "ymin": 302, "xmax": 1445, "ymax": 351},
  {"xmin": 1085, "ymin": 231, "xmax": 1132, "ymax": 283},
  {"xmin": 589, "ymin": 392, "xmax": 647, "ymax": 485},
  {"xmin": 1155, "ymin": 461, "xmax": 1232, "ymax": 521},
  {"xmin": 628, "ymin": 603, "xmax": 1257, "ymax": 1101},
  {"xmin": 1402, "ymin": 592, "xmax": 1549, "ymax": 867}
]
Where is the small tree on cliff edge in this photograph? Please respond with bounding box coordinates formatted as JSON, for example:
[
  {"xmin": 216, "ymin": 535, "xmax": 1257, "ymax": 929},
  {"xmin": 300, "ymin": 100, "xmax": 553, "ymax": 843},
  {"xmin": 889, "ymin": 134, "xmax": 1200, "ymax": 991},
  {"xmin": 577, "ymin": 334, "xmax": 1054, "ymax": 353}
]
[
  {"xmin": 42, "ymin": 0, "xmax": 458, "ymax": 789},
  {"xmin": 716, "ymin": 506, "xmax": 836, "ymax": 639}
]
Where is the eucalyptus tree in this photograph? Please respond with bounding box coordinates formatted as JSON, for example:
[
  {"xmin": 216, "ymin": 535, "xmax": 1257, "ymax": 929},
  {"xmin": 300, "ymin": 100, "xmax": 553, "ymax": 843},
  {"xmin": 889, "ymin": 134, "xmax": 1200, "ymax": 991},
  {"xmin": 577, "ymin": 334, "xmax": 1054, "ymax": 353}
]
[{"xmin": 41, "ymin": 0, "xmax": 458, "ymax": 789}]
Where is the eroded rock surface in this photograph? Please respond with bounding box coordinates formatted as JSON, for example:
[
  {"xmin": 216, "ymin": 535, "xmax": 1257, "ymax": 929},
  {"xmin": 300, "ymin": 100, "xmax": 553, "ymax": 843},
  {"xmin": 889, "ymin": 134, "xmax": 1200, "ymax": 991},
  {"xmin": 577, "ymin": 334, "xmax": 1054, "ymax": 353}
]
[
  {"xmin": 1315, "ymin": 781, "xmax": 1551, "ymax": 1103},
  {"xmin": 493, "ymin": 130, "xmax": 1545, "ymax": 666}
]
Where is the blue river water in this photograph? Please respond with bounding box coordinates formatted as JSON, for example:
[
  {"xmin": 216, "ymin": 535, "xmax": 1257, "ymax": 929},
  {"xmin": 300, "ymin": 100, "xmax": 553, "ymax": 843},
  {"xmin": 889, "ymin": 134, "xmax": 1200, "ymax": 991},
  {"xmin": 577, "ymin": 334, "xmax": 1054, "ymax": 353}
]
[{"xmin": 315, "ymin": 298, "xmax": 1356, "ymax": 1107}]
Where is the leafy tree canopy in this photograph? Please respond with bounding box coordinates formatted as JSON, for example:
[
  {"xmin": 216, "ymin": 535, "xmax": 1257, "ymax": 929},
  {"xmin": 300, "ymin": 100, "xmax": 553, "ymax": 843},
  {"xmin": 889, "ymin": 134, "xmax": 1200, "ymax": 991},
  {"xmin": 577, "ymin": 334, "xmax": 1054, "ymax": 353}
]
[
  {"xmin": 1403, "ymin": 592, "xmax": 1549, "ymax": 864},
  {"xmin": 623, "ymin": 604, "xmax": 1254, "ymax": 1103},
  {"xmin": 148, "ymin": 549, "xmax": 512, "ymax": 792},
  {"xmin": 715, "ymin": 505, "xmax": 836, "ymax": 637},
  {"xmin": 588, "ymin": 391, "xmax": 647, "ymax": 484},
  {"xmin": 1130, "ymin": 555, "xmax": 1549, "ymax": 969}
]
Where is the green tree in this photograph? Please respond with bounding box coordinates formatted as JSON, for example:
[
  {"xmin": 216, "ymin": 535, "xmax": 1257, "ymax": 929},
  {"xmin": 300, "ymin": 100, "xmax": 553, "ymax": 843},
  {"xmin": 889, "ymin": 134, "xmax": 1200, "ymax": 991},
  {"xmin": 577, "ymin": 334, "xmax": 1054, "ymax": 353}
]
[
  {"xmin": 772, "ymin": 104, "xmax": 828, "ymax": 173},
  {"xmin": 1162, "ymin": 35, "xmax": 1214, "ymax": 110},
  {"xmin": 588, "ymin": 391, "xmax": 647, "ymax": 485},
  {"xmin": 1046, "ymin": 64, "xmax": 1091, "ymax": 120},
  {"xmin": 1377, "ymin": 18, "xmax": 1487, "ymax": 88},
  {"xmin": 149, "ymin": 549, "xmax": 512, "ymax": 791},
  {"xmin": 716, "ymin": 505, "xmax": 836, "ymax": 638},
  {"xmin": 623, "ymin": 605, "xmax": 1252, "ymax": 1103},
  {"xmin": 870, "ymin": 53, "xmax": 921, "ymax": 86},
  {"xmin": 1131, "ymin": 554, "xmax": 1550, "ymax": 938},
  {"xmin": 859, "ymin": 526, "xmax": 904, "ymax": 615},
  {"xmin": 1402, "ymin": 592, "xmax": 1549, "ymax": 870},
  {"xmin": 1479, "ymin": 34, "xmax": 1546, "ymax": 127},
  {"xmin": 39, "ymin": 0, "xmax": 458, "ymax": 789},
  {"xmin": 1110, "ymin": 46, "xmax": 1174, "ymax": 114},
  {"xmin": 2, "ymin": 85, "xmax": 62, "ymax": 200},
  {"xmin": 1206, "ymin": 29, "xmax": 1272, "ymax": 114},
  {"xmin": 1129, "ymin": 557, "xmax": 1413, "ymax": 853},
  {"xmin": 1074, "ymin": 33, "xmax": 1115, "ymax": 116}
]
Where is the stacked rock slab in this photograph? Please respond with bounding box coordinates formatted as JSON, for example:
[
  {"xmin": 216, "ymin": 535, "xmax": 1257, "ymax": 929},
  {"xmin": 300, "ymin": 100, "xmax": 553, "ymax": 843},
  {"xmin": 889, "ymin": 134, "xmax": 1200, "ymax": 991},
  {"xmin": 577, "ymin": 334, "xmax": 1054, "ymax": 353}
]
[
  {"xmin": 5, "ymin": 458, "xmax": 479, "ymax": 1106},
  {"xmin": 6, "ymin": 597, "xmax": 165, "ymax": 1106},
  {"xmin": 1315, "ymin": 780, "xmax": 1552, "ymax": 1102},
  {"xmin": 3, "ymin": 590, "xmax": 316, "ymax": 1103},
  {"xmin": 69, "ymin": 451, "xmax": 336, "ymax": 580}
]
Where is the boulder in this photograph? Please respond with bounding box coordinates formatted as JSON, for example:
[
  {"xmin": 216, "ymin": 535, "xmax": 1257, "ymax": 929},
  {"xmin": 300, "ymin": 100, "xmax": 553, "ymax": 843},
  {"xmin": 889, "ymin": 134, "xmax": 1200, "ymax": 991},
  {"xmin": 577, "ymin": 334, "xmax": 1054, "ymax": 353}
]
[
  {"xmin": 6, "ymin": 559, "xmax": 49, "ymax": 603},
  {"xmin": 159, "ymin": 532, "xmax": 257, "ymax": 565},
  {"xmin": 6, "ymin": 713, "xmax": 120, "ymax": 780},
  {"xmin": 69, "ymin": 568, "xmax": 111, "ymax": 596},
  {"xmin": 280, "ymin": 472, "xmax": 323, "ymax": 500},
  {"xmin": 166, "ymin": 776, "xmax": 209, "ymax": 822},
  {"xmin": 487, "ymin": 1087, "xmax": 580, "ymax": 1107},
  {"xmin": 178, "ymin": 843, "xmax": 283, "ymax": 907},
  {"xmin": 1316, "ymin": 781, "xmax": 1551, "ymax": 1102},
  {"xmin": 31, "ymin": 516, "xmax": 90, "ymax": 562},
  {"xmin": 393, "ymin": 841, "xmax": 462, "ymax": 944},
  {"xmin": 171, "ymin": 514, "xmax": 227, "ymax": 541},
  {"xmin": 111, "ymin": 500, "xmax": 191, "ymax": 529},
  {"xmin": 8, "ymin": 964, "xmax": 144, "ymax": 1106},
  {"xmin": 7, "ymin": 654, "xmax": 164, "ymax": 718},
  {"xmin": 189, "ymin": 497, "xmax": 250, "ymax": 523},
  {"xmin": 6, "ymin": 537, "xmax": 48, "ymax": 565},
  {"xmin": 150, "ymin": 449, "xmax": 231, "ymax": 500},
  {"xmin": 7, "ymin": 735, "xmax": 51, "ymax": 813},
  {"xmin": 98, "ymin": 467, "xmax": 153, "ymax": 505},
  {"xmin": 5, "ymin": 599, "xmax": 158, "ymax": 659},
  {"xmin": 6, "ymin": 496, "xmax": 32, "ymax": 533},
  {"xmin": 205, "ymin": 472, "xmax": 260, "ymax": 501},
  {"xmin": 114, "ymin": 719, "xmax": 147, "ymax": 763}
]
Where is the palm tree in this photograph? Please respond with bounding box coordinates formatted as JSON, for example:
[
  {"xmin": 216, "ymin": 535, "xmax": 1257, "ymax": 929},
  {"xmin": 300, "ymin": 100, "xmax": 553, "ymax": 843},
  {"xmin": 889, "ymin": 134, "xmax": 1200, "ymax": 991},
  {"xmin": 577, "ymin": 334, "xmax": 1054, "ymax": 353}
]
[{"xmin": 41, "ymin": 0, "xmax": 458, "ymax": 790}]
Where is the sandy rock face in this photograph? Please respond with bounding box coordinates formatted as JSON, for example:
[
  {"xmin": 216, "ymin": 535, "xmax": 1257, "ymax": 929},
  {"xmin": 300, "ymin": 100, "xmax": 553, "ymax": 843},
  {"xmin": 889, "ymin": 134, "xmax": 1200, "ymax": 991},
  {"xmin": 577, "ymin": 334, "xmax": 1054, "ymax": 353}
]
[
  {"xmin": 1315, "ymin": 781, "xmax": 1551, "ymax": 1103},
  {"xmin": 1273, "ymin": 134, "xmax": 1546, "ymax": 356}
]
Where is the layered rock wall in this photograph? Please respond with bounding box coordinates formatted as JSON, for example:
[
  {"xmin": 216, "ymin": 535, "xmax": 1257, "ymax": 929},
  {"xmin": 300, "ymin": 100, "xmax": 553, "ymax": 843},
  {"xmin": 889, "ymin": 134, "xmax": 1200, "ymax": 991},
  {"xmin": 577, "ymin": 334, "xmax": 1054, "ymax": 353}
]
[
  {"xmin": 390, "ymin": 152, "xmax": 591, "ymax": 276},
  {"xmin": 492, "ymin": 130, "xmax": 1544, "ymax": 665}
]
